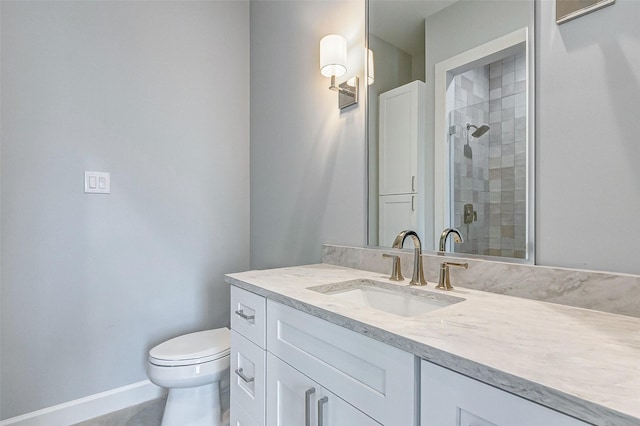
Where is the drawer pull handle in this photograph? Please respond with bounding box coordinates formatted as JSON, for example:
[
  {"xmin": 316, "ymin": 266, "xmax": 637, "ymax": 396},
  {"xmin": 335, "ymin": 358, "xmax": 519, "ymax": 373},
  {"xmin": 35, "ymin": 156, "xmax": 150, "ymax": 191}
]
[
  {"xmin": 304, "ymin": 387, "xmax": 316, "ymax": 426},
  {"xmin": 234, "ymin": 368, "xmax": 254, "ymax": 383},
  {"xmin": 318, "ymin": 396, "xmax": 329, "ymax": 426},
  {"xmin": 235, "ymin": 309, "xmax": 255, "ymax": 321}
]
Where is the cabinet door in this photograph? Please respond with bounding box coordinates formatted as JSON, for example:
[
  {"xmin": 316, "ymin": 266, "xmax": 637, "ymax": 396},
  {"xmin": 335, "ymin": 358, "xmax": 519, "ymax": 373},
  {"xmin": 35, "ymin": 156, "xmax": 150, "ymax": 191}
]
[
  {"xmin": 379, "ymin": 80, "xmax": 425, "ymax": 196},
  {"xmin": 268, "ymin": 354, "xmax": 382, "ymax": 426},
  {"xmin": 230, "ymin": 331, "xmax": 265, "ymax": 425},
  {"xmin": 267, "ymin": 300, "xmax": 415, "ymax": 426},
  {"xmin": 421, "ymin": 361, "xmax": 589, "ymax": 426},
  {"xmin": 317, "ymin": 389, "xmax": 382, "ymax": 426},
  {"xmin": 230, "ymin": 400, "xmax": 261, "ymax": 426},
  {"xmin": 379, "ymin": 194, "xmax": 418, "ymax": 246},
  {"xmin": 267, "ymin": 353, "xmax": 318, "ymax": 426}
]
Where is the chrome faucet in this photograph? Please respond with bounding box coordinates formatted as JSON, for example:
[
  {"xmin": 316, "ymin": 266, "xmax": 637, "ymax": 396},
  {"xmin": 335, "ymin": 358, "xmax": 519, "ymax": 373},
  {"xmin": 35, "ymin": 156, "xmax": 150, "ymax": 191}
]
[
  {"xmin": 392, "ymin": 230, "xmax": 427, "ymax": 285},
  {"xmin": 439, "ymin": 228, "xmax": 463, "ymax": 252}
]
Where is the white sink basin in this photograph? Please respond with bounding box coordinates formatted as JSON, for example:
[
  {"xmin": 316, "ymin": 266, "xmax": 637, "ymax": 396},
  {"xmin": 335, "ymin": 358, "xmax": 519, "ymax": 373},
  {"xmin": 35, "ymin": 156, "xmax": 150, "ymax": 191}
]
[{"xmin": 309, "ymin": 279, "xmax": 464, "ymax": 317}]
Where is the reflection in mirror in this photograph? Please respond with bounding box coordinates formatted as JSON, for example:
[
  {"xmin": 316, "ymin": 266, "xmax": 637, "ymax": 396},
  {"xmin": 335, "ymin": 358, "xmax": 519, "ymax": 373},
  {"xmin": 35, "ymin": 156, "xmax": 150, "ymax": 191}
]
[{"xmin": 367, "ymin": 0, "xmax": 534, "ymax": 262}]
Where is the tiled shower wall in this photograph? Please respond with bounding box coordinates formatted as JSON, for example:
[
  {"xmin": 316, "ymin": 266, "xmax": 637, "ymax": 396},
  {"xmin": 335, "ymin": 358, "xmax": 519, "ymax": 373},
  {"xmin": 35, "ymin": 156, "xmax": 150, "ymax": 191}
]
[
  {"xmin": 488, "ymin": 51, "xmax": 526, "ymax": 258},
  {"xmin": 450, "ymin": 69, "xmax": 490, "ymax": 255},
  {"xmin": 449, "ymin": 50, "xmax": 526, "ymax": 258}
]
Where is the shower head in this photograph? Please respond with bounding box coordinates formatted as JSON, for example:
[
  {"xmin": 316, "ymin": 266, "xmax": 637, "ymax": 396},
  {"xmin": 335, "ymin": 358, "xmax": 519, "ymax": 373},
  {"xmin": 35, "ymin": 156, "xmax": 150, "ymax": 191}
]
[{"xmin": 466, "ymin": 123, "xmax": 490, "ymax": 138}]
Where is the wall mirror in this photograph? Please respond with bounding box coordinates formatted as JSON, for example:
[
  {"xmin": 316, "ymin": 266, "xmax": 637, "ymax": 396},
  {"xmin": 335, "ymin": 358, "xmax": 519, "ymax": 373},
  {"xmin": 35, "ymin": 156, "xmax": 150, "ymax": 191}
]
[{"xmin": 367, "ymin": 0, "xmax": 535, "ymax": 262}]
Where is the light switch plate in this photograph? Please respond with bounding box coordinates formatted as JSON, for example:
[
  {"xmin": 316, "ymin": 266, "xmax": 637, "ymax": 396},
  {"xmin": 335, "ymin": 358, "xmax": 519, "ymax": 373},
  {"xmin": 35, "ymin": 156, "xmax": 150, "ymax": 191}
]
[{"xmin": 84, "ymin": 171, "xmax": 111, "ymax": 194}]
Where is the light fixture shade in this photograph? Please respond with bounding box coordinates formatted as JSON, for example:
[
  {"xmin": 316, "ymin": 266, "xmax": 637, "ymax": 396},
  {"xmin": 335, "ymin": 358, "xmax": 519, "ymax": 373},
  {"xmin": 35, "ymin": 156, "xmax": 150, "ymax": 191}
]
[
  {"xmin": 320, "ymin": 35, "xmax": 347, "ymax": 78},
  {"xmin": 367, "ymin": 48, "xmax": 375, "ymax": 85}
]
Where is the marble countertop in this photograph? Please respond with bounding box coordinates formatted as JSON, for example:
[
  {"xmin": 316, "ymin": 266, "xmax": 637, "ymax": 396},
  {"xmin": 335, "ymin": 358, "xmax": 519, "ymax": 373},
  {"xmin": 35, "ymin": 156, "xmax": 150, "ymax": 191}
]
[{"xmin": 226, "ymin": 264, "xmax": 640, "ymax": 426}]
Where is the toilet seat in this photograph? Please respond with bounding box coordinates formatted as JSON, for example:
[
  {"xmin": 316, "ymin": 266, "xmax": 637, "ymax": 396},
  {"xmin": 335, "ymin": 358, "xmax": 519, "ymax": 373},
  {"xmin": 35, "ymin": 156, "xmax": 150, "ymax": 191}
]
[{"xmin": 149, "ymin": 328, "xmax": 230, "ymax": 367}]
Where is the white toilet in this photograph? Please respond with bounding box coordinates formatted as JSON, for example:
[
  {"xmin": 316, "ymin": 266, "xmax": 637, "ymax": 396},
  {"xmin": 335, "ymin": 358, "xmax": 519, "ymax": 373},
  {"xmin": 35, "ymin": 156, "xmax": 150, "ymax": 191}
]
[{"xmin": 147, "ymin": 328, "xmax": 231, "ymax": 426}]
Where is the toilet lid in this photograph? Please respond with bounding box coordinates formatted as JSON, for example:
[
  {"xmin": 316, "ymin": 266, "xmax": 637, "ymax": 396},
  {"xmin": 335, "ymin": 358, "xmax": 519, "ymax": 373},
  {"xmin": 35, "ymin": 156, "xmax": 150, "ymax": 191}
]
[{"xmin": 149, "ymin": 328, "xmax": 230, "ymax": 367}]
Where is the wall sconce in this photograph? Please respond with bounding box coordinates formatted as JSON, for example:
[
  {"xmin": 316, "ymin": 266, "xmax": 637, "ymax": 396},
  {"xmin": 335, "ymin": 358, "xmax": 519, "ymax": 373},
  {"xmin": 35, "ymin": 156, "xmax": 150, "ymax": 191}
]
[
  {"xmin": 367, "ymin": 48, "xmax": 375, "ymax": 85},
  {"xmin": 320, "ymin": 34, "xmax": 358, "ymax": 110},
  {"xmin": 346, "ymin": 49, "xmax": 373, "ymax": 87}
]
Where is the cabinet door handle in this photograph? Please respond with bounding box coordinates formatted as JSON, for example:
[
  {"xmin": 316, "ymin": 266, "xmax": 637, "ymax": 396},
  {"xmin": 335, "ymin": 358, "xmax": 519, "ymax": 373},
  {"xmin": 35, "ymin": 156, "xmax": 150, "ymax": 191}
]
[
  {"xmin": 411, "ymin": 195, "xmax": 416, "ymax": 211},
  {"xmin": 304, "ymin": 387, "xmax": 316, "ymax": 426},
  {"xmin": 234, "ymin": 309, "xmax": 255, "ymax": 321},
  {"xmin": 411, "ymin": 175, "xmax": 416, "ymax": 192},
  {"xmin": 234, "ymin": 368, "xmax": 254, "ymax": 383},
  {"xmin": 318, "ymin": 396, "xmax": 329, "ymax": 426}
]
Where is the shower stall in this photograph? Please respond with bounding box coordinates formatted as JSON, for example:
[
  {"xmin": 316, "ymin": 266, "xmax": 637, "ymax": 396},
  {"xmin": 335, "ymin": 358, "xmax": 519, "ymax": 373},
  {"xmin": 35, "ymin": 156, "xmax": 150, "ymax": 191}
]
[{"xmin": 446, "ymin": 49, "xmax": 527, "ymax": 258}]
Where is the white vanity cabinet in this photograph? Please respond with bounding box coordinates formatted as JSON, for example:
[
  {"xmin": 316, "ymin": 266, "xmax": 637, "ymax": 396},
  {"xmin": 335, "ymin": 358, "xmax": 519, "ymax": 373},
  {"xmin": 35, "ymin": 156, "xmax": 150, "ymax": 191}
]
[
  {"xmin": 229, "ymin": 286, "xmax": 416, "ymax": 426},
  {"xmin": 230, "ymin": 287, "xmax": 267, "ymax": 426},
  {"xmin": 420, "ymin": 361, "xmax": 589, "ymax": 426},
  {"xmin": 230, "ymin": 284, "xmax": 592, "ymax": 426},
  {"xmin": 267, "ymin": 300, "xmax": 416, "ymax": 426},
  {"xmin": 267, "ymin": 353, "xmax": 381, "ymax": 426}
]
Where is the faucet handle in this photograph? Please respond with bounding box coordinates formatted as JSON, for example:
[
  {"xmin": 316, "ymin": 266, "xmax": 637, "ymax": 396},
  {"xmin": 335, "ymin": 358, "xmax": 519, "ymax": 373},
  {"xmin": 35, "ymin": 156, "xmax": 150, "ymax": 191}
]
[
  {"xmin": 445, "ymin": 261, "xmax": 468, "ymax": 269},
  {"xmin": 382, "ymin": 254, "xmax": 404, "ymax": 281},
  {"xmin": 436, "ymin": 261, "xmax": 468, "ymax": 290}
]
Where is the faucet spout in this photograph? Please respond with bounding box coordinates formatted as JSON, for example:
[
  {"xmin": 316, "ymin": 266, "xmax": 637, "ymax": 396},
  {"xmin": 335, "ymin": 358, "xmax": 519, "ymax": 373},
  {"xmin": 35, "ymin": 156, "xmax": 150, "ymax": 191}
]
[
  {"xmin": 392, "ymin": 230, "xmax": 427, "ymax": 285},
  {"xmin": 439, "ymin": 228, "xmax": 463, "ymax": 252}
]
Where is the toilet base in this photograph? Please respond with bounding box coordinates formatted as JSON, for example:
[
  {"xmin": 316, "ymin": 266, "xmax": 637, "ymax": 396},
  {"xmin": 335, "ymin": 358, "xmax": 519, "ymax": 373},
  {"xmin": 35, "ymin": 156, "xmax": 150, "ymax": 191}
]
[{"xmin": 161, "ymin": 382, "xmax": 222, "ymax": 426}]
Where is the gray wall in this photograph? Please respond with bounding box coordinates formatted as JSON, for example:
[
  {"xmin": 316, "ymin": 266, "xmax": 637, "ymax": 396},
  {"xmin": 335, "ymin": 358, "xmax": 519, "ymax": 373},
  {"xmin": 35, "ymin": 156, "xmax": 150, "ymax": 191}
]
[
  {"xmin": 536, "ymin": 0, "xmax": 640, "ymax": 274},
  {"xmin": 249, "ymin": 0, "xmax": 640, "ymax": 274},
  {"xmin": 250, "ymin": 1, "xmax": 366, "ymax": 269},
  {"xmin": 0, "ymin": 1, "xmax": 249, "ymax": 419}
]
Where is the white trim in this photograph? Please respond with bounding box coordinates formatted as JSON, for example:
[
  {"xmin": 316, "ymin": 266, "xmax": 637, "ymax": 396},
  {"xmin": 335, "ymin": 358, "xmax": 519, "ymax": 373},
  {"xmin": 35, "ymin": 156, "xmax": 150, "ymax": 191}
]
[
  {"xmin": 526, "ymin": 0, "xmax": 536, "ymax": 265},
  {"xmin": 434, "ymin": 27, "xmax": 529, "ymax": 245},
  {"xmin": 1, "ymin": 380, "xmax": 165, "ymax": 426}
]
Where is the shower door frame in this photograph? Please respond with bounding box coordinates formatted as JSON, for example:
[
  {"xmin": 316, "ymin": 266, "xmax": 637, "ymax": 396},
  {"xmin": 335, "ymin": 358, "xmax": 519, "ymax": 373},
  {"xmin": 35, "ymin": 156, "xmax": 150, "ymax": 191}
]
[{"xmin": 433, "ymin": 26, "xmax": 535, "ymax": 262}]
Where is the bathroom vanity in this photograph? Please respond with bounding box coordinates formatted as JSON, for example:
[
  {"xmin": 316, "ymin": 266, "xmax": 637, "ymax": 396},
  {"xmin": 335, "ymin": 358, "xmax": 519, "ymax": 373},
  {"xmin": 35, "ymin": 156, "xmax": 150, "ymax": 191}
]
[
  {"xmin": 226, "ymin": 262, "xmax": 640, "ymax": 426},
  {"xmin": 230, "ymin": 284, "xmax": 414, "ymax": 426}
]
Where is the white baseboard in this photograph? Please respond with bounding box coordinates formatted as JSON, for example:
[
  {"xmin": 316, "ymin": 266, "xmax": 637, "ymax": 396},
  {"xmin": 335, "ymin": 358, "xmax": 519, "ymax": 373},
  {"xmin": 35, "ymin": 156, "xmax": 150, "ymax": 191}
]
[{"xmin": 1, "ymin": 380, "xmax": 166, "ymax": 426}]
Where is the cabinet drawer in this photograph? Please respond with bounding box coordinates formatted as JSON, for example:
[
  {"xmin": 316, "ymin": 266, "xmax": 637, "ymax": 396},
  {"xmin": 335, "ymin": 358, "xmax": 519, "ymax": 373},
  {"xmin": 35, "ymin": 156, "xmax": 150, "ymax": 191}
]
[
  {"xmin": 267, "ymin": 300, "xmax": 415, "ymax": 426},
  {"xmin": 231, "ymin": 286, "xmax": 266, "ymax": 348},
  {"xmin": 231, "ymin": 331, "xmax": 265, "ymax": 425},
  {"xmin": 421, "ymin": 361, "xmax": 589, "ymax": 426},
  {"xmin": 230, "ymin": 400, "xmax": 261, "ymax": 426}
]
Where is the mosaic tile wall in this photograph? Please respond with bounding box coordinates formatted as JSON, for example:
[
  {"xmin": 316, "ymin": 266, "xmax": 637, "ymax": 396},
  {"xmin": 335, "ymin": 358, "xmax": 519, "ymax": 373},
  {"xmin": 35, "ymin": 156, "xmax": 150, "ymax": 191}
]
[{"xmin": 449, "ymin": 50, "xmax": 527, "ymax": 258}]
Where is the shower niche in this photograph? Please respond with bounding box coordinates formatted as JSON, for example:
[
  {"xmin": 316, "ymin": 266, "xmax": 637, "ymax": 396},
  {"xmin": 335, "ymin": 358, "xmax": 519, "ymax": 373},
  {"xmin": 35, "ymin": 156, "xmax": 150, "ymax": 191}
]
[{"xmin": 445, "ymin": 47, "xmax": 527, "ymax": 258}]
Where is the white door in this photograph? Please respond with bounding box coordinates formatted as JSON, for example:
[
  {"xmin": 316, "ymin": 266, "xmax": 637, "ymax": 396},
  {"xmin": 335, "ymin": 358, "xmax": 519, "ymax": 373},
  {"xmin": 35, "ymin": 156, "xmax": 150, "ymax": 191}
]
[
  {"xmin": 378, "ymin": 80, "xmax": 425, "ymax": 196},
  {"xmin": 379, "ymin": 194, "xmax": 417, "ymax": 246}
]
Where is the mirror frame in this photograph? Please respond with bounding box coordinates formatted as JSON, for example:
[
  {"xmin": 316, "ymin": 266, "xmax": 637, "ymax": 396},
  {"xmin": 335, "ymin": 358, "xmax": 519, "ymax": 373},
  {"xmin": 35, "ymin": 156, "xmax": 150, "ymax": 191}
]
[{"xmin": 365, "ymin": 0, "xmax": 536, "ymax": 264}]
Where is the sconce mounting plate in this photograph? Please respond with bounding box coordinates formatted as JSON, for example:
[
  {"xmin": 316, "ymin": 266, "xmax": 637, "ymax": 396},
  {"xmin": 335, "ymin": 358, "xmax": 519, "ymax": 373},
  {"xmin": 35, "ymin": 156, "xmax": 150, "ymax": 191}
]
[{"xmin": 337, "ymin": 76, "xmax": 358, "ymax": 109}]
